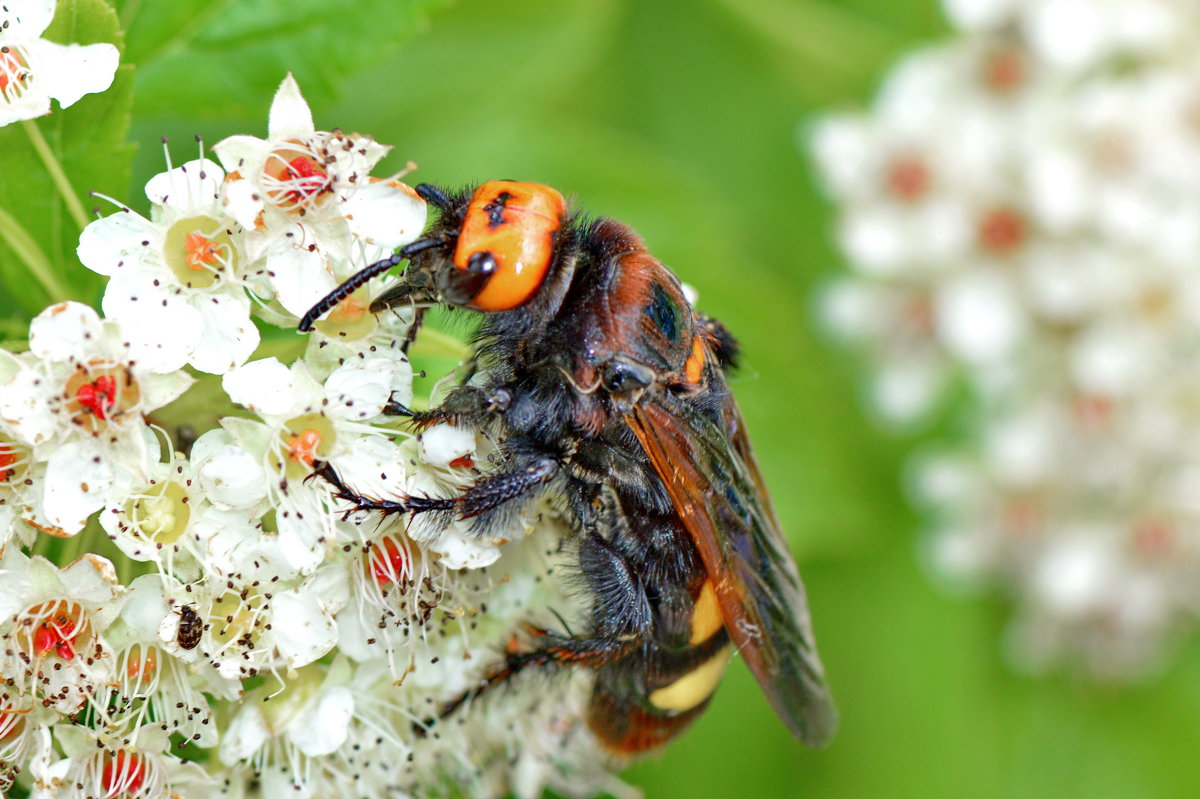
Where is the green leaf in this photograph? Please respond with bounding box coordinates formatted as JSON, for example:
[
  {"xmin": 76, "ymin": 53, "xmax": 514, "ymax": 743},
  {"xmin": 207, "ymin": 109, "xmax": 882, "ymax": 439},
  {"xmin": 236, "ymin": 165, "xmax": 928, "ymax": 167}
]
[
  {"xmin": 42, "ymin": 0, "xmax": 122, "ymax": 46},
  {"xmin": 0, "ymin": 0, "xmax": 130, "ymax": 319},
  {"xmin": 126, "ymin": 0, "xmax": 446, "ymax": 119}
]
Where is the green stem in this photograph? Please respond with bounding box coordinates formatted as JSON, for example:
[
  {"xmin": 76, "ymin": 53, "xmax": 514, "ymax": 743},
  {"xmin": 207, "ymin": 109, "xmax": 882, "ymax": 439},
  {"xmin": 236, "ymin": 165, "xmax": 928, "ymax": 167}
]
[
  {"xmin": 409, "ymin": 327, "xmax": 471, "ymax": 361},
  {"xmin": 22, "ymin": 118, "xmax": 91, "ymax": 231},
  {"xmin": 0, "ymin": 204, "xmax": 75, "ymax": 302}
]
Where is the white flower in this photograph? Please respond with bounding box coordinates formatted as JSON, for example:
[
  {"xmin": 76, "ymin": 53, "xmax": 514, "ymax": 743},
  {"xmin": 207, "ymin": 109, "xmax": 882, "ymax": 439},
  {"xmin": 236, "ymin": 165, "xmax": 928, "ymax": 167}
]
[
  {"xmin": 0, "ymin": 303, "xmax": 192, "ymax": 533},
  {"xmin": 219, "ymin": 356, "xmax": 410, "ymax": 572},
  {"xmin": 0, "ymin": 550, "xmax": 123, "ymax": 714},
  {"xmin": 211, "ymin": 74, "xmax": 427, "ymax": 318},
  {"xmin": 0, "ymin": 0, "xmax": 119, "ymax": 126},
  {"xmin": 78, "ymin": 156, "xmax": 259, "ymax": 375}
]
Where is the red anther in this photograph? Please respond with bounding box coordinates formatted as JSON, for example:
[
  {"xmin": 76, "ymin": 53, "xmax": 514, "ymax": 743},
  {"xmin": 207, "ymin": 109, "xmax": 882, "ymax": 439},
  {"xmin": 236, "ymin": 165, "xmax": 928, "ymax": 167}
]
[
  {"xmin": 448, "ymin": 455, "xmax": 475, "ymax": 469},
  {"xmin": 283, "ymin": 156, "xmax": 327, "ymax": 203},
  {"xmin": 285, "ymin": 429, "xmax": 322, "ymax": 467},
  {"xmin": 76, "ymin": 375, "xmax": 118, "ymax": 419}
]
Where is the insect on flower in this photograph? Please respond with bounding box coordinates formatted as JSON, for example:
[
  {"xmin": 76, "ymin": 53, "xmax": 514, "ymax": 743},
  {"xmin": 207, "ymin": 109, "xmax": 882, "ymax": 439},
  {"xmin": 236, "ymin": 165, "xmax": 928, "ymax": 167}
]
[
  {"xmin": 175, "ymin": 604, "xmax": 203, "ymax": 651},
  {"xmin": 300, "ymin": 181, "xmax": 837, "ymax": 753}
]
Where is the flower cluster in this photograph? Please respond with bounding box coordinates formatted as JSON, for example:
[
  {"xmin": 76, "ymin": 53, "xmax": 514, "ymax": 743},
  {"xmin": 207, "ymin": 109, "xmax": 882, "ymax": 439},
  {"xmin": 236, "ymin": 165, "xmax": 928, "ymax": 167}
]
[
  {"xmin": 812, "ymin": 0, "xmax": 1200, "ymax": 677},
  {"xmin": 0, "ymin": 76, "xmax": 627, "ymax": 798}
]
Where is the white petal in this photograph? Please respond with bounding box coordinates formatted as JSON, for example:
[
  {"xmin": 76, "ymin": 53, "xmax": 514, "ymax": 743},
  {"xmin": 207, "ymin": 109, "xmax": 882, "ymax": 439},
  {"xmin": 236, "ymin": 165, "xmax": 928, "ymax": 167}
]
[
  {"xmin": 2, "ymin": 0, "xmax": 55, "ymax": 37},
  {"xmin": 29, "ymin": 302, "xmax": 103, "ymax": 361},
  {"xmin": 431, "ymin": 529, "xmax": 502, "ymax": 569},
  {"xmin": 223, "ymin": 357, "xmax": 298, "ymax": 416},
  {"xmin": 197, "ymin": 444, "xmax": 268, "ymax": 509},
  {"xmin": 43, "ymin": 440, "xmax": 113, "ymax": 532},
  {"xmin": 122, "ymin": 574, "xmax": 173, "ymax": 638},
  {"xmin": 343, "ymin": 180, "xmax": 427, "ymax": 249},
  {"xmin": 188, "ymin": 292, "xmax": 260, "ymax": 375},
  {"xmin": 137, "ymin": 369, "xmax": 195, "ymax": 411},
  {"xmin": 943, "ymin": 0, "xmax": 1017, "ymax": 29},
  {"xmin": 212, "ymin": 134, "xmax": 269, "ymax": 176},
  {"xmin": 268, "ymin": 73, "xmax": 315, "ymax": 136},
  {"xmin": 270, "ymin": 589, "xmax": 337, "ymax": 668},
  {"xmin": 267, "ymin": 238, "xmax": 337, "ymax": 317},
  {"xmin": 291, "ymin": 686, "xmax": 353, "ymax": 757},
  {"xmin": 219, "ymin": 703, "xmax": 270, "ymax": 764},
  {"xmin": 105, "ymin": 287, "xmax": 203, "ymax": 374},
  {"xmin": 0, "ymin": 89, "xmax": 50, "ymax": 126},
  {"xmin": 144, "ymin": 158, "xmax": 225, "ymax": 211},
  {"xmin": 60, "ymin": 553, "xmax": 120, "ymax": 604},
  {"xmin": 419, "ymin": 424, "xmax": 476, "ymax": 468},
  {"xmin": 0, "ymin": 363, "xmax": 58, "ymax": 445},
  {"xmin": 25, "ymin": 40, "xmax": 119, "ymax": 110},
  {"xmin": 77, "ymin": 210, "xmax": 158, "ymax": 277},
  {"xmin": 934, "ymin": 273, "xmax": 1024, "ymax": 365},
  {"xmin": 324, "ymin": 358, "xmax": 396, "ymax": 420}
]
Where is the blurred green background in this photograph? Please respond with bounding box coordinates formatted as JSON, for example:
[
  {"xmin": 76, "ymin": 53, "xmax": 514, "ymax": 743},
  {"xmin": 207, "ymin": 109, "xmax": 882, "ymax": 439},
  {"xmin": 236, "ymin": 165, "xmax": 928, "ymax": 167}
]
[{"xmin": 8, "ymin": 0, "xmax": 1200, "ymax": 796}]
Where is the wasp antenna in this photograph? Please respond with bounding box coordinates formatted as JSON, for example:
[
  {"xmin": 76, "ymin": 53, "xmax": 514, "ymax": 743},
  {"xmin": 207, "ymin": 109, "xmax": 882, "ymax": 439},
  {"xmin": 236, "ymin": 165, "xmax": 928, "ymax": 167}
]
[
  {"xmin": 415, "ymin": 183, "xmax": 453, "ymax": 210},
  {"xmin": 297, "ymin": 237, "xmax": 445, "ymax": 332}
]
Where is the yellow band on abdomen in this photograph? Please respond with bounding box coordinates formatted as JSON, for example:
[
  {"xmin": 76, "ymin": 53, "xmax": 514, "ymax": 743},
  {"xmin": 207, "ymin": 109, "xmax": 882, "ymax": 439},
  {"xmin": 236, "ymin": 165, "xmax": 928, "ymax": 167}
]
[{"xmin": 648, "ymin": 644, "xmax": 732, "ymax": 713}]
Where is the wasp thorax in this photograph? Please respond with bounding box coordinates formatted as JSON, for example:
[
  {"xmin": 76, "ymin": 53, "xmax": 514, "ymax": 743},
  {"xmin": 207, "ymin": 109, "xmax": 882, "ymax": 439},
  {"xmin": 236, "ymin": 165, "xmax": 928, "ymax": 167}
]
[
  {"xmin": 62, "ymin": 362, "xmax": 140, "ymax": 434},
  {"xmin": 163, "ymin": 215, "xmax": 238, "ymax": 288}
]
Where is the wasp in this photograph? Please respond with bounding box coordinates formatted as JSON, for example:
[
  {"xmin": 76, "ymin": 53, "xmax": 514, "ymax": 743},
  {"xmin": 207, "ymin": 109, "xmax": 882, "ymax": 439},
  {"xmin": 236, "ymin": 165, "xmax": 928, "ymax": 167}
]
[{"xmin": 300, "ymin": 181, "xmax": 836, "ymax": 753}]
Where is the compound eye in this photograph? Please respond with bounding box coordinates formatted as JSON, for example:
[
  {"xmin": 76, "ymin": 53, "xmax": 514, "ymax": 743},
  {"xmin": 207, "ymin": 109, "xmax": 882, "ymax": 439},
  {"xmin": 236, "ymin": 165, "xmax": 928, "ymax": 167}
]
[{"xmin": 440, "ymin": 251, "xmax": 497, "ymax": 305}]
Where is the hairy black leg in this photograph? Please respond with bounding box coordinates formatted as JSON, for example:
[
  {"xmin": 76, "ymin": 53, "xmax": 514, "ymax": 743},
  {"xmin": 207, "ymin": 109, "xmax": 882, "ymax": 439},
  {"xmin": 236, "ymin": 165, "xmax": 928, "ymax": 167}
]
[
  {"xmin": 309, "ymin": 454, "xmax": 557, "ymax": 522},
  {"xmin": 309, "ymin": 461, "xmax": 414, "ymax": 519},
  {"xmin": 455, "ymin": 455, "xmax": 557, "ymax": 518},
  {"xmin": 415, "ymin": 631, "xmax": 639, "ymax": 736},
  {"xmin": 407, "ymin": 385, "xmax": 513, "ymax": 430},
  {"xmin": 417, "ymin": 528, "xmax": 654, "ymax": 734},
  {"xmin": 696, "ymin": 312, "xmax": 740, "ymax": 369}
]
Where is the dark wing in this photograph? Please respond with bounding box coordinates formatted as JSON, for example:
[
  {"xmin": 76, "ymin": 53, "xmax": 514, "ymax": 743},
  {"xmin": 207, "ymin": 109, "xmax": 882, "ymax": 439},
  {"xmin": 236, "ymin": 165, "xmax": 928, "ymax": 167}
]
[{"xmin": 624, "ymin": 381, "xmax": 837, "ymax": 748}]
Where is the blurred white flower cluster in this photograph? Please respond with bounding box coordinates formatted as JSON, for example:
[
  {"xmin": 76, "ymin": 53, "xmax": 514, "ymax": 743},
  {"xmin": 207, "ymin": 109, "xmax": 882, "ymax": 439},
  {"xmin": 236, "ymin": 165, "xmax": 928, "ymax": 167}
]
[
  {"xmin": 812, "ymin": 0, "xmax": 1200, "ymax": 678},
  {"xmin": 0, "ymin": 76, "xmax": 623, "ymax": 798}
]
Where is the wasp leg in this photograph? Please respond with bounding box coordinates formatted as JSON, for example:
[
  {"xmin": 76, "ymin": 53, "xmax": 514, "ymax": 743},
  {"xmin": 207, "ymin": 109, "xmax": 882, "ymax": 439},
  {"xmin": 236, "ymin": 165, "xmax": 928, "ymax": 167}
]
[
  {"xmin": 416, "ymin": 630, "xmax": 638, "ymax": 737},
  {"xmin": 310, "ymin": 454, "xmax": 558, "ymax": 521},
  {"xmin": 309, "ymin": 461, "xmax": 414, "ymax": 518},
  {"xmin": 696, "ymin": 312, "xmax": 740, "ymax": 370},
  {"xmin": 416, "ymin": 528, "xmax": 652, "ymax": 735},
  {"xmin": 407, "ymin": 385, "xmax": 513, "ymax": 430}
]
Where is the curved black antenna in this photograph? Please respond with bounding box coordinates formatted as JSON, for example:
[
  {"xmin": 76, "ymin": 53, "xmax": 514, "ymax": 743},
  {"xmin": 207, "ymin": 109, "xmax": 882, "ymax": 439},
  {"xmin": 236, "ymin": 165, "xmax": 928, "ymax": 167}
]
[{"xmin": 298, "ymin": 237, "xmax": 446, "ymax": 332}]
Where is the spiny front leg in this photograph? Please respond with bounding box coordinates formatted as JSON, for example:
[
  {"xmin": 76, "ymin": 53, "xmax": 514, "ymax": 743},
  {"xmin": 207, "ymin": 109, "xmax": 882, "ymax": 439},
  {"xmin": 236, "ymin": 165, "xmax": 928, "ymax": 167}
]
[
  {"xmin": 310, "ymin": 453, "xmax": 558, "ymax": 522},
  {"xmin": 407, "ymin": 384, "xmax": 513, "ymax": 430}
]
